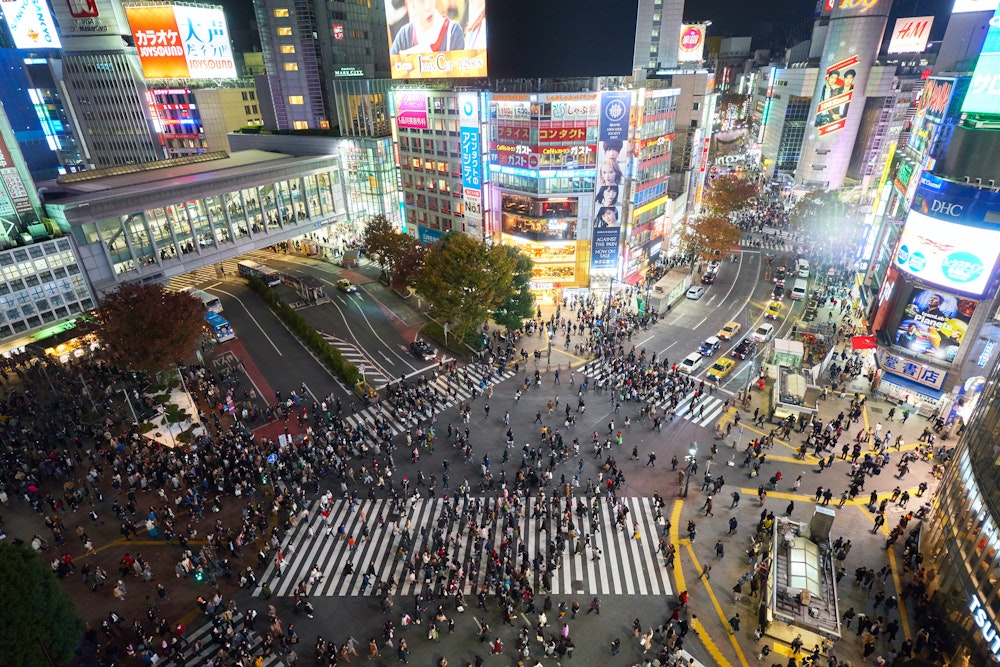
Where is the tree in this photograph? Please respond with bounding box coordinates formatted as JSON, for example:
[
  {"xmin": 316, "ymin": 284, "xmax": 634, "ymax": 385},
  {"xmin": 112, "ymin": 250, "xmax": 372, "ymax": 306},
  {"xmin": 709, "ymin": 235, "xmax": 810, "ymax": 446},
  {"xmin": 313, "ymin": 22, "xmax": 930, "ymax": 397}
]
[
  {"xmin": 96, "ymin": 283, "xmax": 205, "ymax": 373},
  {"xmin": 680, "ymin": 215, "xmax": 742, "ymax": 262},
  {"xmin": 361, "ymin": 214, "xmax": 395, "ymax": 272},
  {"xmin": 0, "ymin": 542, "xmax": 85, "ymax": 667},
  {"xmin": 491, "ymin": 245, "xmax": 534, "ymax": 330},
  {"xmin": 415, "ymin": 233, "xmax": 517, "ymax": 341},
  {"xmin": 384, "ymin": 233, "xmax": 427, "ymax": 290},
  {"xmin": 700, "ymin": 174, "xmax": 758, "ymax": 218}
]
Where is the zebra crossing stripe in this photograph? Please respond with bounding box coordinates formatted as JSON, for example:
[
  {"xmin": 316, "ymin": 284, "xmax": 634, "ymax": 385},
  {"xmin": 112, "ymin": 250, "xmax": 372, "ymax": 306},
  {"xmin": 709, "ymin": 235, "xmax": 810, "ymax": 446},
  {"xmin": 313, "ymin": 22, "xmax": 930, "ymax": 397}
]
[{"xmin": 259, "ymin": 498, "xmax": 674, "ymax": 599}]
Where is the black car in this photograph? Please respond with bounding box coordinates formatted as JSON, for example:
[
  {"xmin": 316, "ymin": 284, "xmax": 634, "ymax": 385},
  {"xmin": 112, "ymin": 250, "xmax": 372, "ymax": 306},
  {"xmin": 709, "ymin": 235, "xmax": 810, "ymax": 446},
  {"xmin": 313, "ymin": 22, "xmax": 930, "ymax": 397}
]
[
  {"xmin": 771, "ymin": 284, "xmax": 785, "ymax": 300},
  {"xmin": 410, "ymin": 340, "xmax": 434, "ymax": 361},
  {"xmin": 774, "ymin": 266, "xmax": 787, "ymax": 283},
  {"xmin": 701, "ymin": 271, "xmax": 717, "ymax": 285},
  {"xmin": 732, "ymin": 338, "xmax": 757, "ymax": 360}
]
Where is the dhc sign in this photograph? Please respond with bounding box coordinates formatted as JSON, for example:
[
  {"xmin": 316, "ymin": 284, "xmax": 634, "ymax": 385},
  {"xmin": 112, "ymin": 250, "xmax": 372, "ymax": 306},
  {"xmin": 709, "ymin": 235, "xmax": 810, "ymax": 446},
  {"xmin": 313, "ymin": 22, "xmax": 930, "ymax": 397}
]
[{"xmin": 970, "ymin": 595, "xmax": 1000, "ymax": 656}]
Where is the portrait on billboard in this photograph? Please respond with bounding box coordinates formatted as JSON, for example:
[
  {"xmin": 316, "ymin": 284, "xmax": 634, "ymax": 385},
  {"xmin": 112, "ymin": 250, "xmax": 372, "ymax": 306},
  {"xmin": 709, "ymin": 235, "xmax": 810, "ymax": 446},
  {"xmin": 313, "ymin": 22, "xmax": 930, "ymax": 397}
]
[
  {"xmin": 386, "ymin": 0, "xmax": 487, "ymax": 79},
  {"xmin": 815, "ymin": 55, "xmax": 858, "ymax": 135},
  {"xmin": 892, "ymin": 288, "xmax": 977, "ymax": 362},
  {"xmin": 596, "ymin": 185, "xmax": 619, "ymax": 208}
]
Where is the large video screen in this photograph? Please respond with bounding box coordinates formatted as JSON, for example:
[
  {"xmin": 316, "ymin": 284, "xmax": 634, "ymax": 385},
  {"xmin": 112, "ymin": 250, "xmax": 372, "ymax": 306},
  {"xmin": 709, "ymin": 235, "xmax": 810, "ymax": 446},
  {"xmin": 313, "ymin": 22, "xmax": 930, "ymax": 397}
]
[
  {"xmin": 0, "ymin": 0, "xmax": 62, "ymax": 50},
  {"xmin": 963, "ymin": 5, "xmax": 1000, "ymax": 113},
  {"xmin": 124, "ymin": 4, "xmax": 237, "ymax": 79},
  {"xmin": 894, "ymin": 209, "xmax": 1000, "ymax": 296},
  {"xmin": 891, "ymin": 286, "xmax": 977, "ymax": 363},
  {"xmin": 386, "ymin": 0, "xmax": 487, "ymax": 79}
]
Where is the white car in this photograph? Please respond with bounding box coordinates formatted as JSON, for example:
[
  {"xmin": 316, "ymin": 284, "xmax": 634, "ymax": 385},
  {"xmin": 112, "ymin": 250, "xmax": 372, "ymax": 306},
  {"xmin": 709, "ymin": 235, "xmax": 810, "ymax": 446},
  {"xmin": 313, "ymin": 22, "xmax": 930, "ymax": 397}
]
[
  {"xmin": 752, "ymin": 323, "xmax": 775, "ymax": 342},
  {"xmin": 686, "ymin": 286, "xmax": 706, "ymax": 300},
  {"xmin": 678, "ymin": 352, "xmax": 703, "ymax": 375}
]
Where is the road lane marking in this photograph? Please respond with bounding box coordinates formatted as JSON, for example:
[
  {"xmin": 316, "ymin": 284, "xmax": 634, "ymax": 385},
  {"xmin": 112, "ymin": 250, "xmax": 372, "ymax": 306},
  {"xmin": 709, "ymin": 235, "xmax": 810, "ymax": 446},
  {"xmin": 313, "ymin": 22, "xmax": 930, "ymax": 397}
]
[{"xmin": 210, "ymin": 287, "xmax": 282, "ymax": 356}]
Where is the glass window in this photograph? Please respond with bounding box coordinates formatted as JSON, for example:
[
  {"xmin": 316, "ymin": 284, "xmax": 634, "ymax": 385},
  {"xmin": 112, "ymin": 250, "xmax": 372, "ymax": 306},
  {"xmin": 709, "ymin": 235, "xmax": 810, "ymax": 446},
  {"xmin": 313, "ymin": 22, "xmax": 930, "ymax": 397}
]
[
  {"xmin": 283, "ymin": 63, "xmax": 299, "ymax": 71},
  {"xmin": 289, "ymin": 96, "xmax": 304, "ymax": 105},
  {"xmin": 277, "ymin": 27, "xmax": 292, "ymax": 35},
  {"xmin": 281, "ymin": 45, "xmax": 296, "ymax": 54},
  {"xmin": 273, "ymin": 8, "xmax": 289, "ymax": 17}
]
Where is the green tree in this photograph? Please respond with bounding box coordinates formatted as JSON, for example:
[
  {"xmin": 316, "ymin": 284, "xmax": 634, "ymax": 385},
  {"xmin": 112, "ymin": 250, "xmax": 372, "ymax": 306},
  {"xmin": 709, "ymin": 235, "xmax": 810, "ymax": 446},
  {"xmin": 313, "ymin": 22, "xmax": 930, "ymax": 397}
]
[
  {"xmin": 415, "ymin": 233, "xmax": 517, "ymax": 341},
  {"xmin": 384, "ymin": 233, "xmax": 427, "ymax": 290},
  {"xmin": 700, "ymin": 174, "xmax": 758, "ymax": 218},
  {"xmin": 492, "ymin": 245, "xmax": 534, "ymax": 330},
  {"xmin": 0, "ymin": 542, "xmax": 85, "ymax": 667},
  {"xmin": 680, "ymin": 215, "xmax": 743, "ymax": 262},
  {"xmin": 96, "ymin": 283, "xmax": 205, "ymax": 373}
]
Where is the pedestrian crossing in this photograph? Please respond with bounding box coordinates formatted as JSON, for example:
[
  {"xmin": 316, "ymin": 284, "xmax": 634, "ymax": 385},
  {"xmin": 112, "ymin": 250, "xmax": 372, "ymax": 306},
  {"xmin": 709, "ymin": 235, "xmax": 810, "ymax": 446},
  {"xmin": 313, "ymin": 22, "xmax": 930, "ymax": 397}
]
[
  {"xmin": 320, "ymin": 333, "xmax": 392, "ymax": 387},
  {"xmin": 165, "ymin": 251, "xmax": 280, "ymax": 291},
  {"xmin": 342, "ymin": 363, "xmax": 517, "ymax": 441},
  {"xmin": 254, "ymin": 496, "xmax": 672, "ymax": 599},
  {"xmin": 164, "ymin": 612, "xmax": 281, "ymax": 667},
  {"xmin": 578, "ymin": 360, "xmax": 729, "ymax": 429}
]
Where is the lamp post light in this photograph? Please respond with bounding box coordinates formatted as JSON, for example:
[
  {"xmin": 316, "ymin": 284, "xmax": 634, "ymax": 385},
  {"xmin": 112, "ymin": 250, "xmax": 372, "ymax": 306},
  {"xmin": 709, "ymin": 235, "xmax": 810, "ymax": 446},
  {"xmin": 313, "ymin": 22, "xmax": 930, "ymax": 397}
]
[{"xmin": 683, "ymin": 441, "xmax": 698, "ymax": 497}]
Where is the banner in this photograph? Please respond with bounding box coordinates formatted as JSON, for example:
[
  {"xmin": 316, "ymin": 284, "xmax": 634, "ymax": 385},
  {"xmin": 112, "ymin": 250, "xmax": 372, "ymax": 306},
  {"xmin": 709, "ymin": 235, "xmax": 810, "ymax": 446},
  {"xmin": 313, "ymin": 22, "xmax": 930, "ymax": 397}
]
[
  {"xmin": 394, "ymin": 91, "xmax": 428, "ymax": 130},
  {"xmin": 851, "ymin": 335, "xmax": 878, "ymax": 350},
  {"xmin": 814, "ymin": 54, "xmax": 859, "ymax": 136},
  {"xmin": 591, "ymin": 92, "xmax": 631, "ymax": 271},
  {"xmin": 891, "ymin": 287, "xmax": 977, "ymax": 363}
]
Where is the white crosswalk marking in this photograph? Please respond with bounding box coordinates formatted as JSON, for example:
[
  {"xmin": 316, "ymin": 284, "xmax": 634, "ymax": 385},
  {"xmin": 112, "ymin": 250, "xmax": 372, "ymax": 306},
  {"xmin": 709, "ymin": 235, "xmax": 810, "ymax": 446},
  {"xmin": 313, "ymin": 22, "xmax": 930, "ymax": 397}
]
[
  {"xmin": 319, "ymin": 333, "xmax": 392, "ymax": 387},
  {"xmin": 577, "ymin": 360, "xmax": 728, "ymax": 428},
  {"xmin": 166, "ymin": 612, "xmax": 281, "ymax": 667},
  {"xmin": 255, "ymin": 496, "xmax": 672, "ymax": 599}
]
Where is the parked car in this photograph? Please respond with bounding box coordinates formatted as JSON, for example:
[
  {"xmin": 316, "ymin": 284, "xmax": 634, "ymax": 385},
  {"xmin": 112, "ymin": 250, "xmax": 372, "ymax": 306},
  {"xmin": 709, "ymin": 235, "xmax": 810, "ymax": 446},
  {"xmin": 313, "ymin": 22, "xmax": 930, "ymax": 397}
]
[
  {"xmin": 707, "ymin": 260, "xmax": 721, "ymax": 273},
  {"xmin": 732, "ymin": 338, "xmax": 757, "ymax": 360},
  {"xmin": 706, "ymin": 357, "xmax": 736, "ymax": 381},
  {"xmin": 701, "ymin": 271, "xmax": 717, "ymax": 285},
  {"xmin": 752, "ymin": 323, "xmax": 775, "ymax": 342},
  {"xmin": 717, "ymin": 321, "xmax": 741, "ymax": 341},
  {"xmin": 678, "ymin": 352, "xmax": 703, "ymax": 374},
  {"xmin": 410, "ymin": 340, "xmax": 434, "ymax": 360},
  {"xmin": 698, "ymin": 336, "xmax": 722, "ymax": 357},
  {"xmin": 686, "ymin": 286, "xmax": 706, "ymax": 300},
  {"xmin": 765, "ymin": 301, "xmax": 782, "ymax": 320},
  {"xmin": 336, "ymin": 278, "xmax": 358, "ymax": 293}
]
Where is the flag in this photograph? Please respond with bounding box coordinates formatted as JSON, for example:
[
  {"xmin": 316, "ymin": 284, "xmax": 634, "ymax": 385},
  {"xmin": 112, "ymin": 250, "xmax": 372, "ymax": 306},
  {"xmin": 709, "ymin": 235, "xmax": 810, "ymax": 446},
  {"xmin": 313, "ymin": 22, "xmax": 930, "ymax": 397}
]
[{"xmin": 852, "ymin": 335, "xmax": 877, "ymax": 350}]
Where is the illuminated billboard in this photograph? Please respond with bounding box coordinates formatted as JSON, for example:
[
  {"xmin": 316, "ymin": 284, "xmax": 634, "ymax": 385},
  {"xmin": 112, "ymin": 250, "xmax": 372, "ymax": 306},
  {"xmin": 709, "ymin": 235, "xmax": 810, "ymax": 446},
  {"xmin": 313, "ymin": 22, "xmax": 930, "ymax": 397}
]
[
  {"xmin": 887, "ymin": 16, "xmax": 933, "ymax": 53},
  {"xmin": 894, "ymin": 210, "xmax": 1000, "ymax": 296},
  {"xmin": 814, "ymin": 54, "xmax": 858, "ymax": 136},
  {"xmin": 963, "ymin": 6, "xmax": 1000, "ymax": 114},
  {"xmin": 891, "ymin": 285, "xmax": 977, "ymax": 363},
  {"xmin": 907, "ymin": 77, "xmax": 955, "ymax": 157},
  {"xmin": 678, "ymin": 24, "xmax": 706, "ymax": 63},
  {"xmin": 953, "ymin": 0, "xmax": 1000, "ymax": 13},
  {"xmin": 591, "ymin": 92, "xmax": 631, "ymax": 271},
  {"xmin": 385, "ymin": 0, "xmax": 487, "ymax": 79},
  {"xmin": 124, "ymin": 4, "xmax": 237, "ymax": 79},
  {"xmin": 0, "ymin": 0, "xmax": 62, "ymax": 50},
  {"xmin": 393, "ymin": 90, "xmax": 428, "ymax": 129}
]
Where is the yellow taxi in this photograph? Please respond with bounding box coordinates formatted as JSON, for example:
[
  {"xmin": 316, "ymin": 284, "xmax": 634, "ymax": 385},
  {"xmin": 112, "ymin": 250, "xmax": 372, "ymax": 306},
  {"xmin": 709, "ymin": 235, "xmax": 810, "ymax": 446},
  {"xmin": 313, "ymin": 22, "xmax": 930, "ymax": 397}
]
[
  {"xmin": 706, "ymin": 357, "xmax": 736, "ymax": 381},
  {"xmin": 765, "ymin": 301, "xmax": 782, "ymax": 320},
  {"xmin": 717, "ymin": 321, "xmax": 742, "ymax": 340}
]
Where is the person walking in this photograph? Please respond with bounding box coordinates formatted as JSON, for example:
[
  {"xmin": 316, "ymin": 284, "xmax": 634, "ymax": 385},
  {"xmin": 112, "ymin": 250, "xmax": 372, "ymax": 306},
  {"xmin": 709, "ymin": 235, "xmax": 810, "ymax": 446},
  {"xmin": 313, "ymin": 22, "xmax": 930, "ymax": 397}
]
[
  {"xmin": 728, "ymin": 516, "xmax": 738, "ymax": 535},
  {"xmin": 646, "ymin": 452, "xmax": 656, "ymax": 467},
  {"xmin": 728, "ymin": 613, "xmax": 741, "ymax": 633},
  {"xmin": 715, "ymin": 539, "xmax": 725, "ymax": 558}
]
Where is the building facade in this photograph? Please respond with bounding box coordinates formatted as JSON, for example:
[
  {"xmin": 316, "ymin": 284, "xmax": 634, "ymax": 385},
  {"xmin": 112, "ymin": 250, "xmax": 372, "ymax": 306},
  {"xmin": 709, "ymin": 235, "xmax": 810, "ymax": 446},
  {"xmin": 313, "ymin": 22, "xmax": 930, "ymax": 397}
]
[{"xmin": 147, "ymin": 85, "xmax": 262, "ymax": 158}]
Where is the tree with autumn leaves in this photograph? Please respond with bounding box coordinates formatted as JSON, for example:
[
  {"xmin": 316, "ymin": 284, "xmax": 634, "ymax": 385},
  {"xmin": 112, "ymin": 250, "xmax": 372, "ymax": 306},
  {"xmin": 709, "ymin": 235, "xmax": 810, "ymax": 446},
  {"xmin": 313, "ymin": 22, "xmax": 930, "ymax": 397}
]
[
  {"xmin": 362, "ymin": 215, "xmax": 427, "ymax": 291},
  {"xmin": 96, "ymin": 283, "xmax": 205, "ymax": 373},
  {"xmin": 700, "ymin": 173, "xmax": 759, "ymax": 218},
  {"xmin": 680, "ymin": 215, "xmax": 743, "ymax": 262}
]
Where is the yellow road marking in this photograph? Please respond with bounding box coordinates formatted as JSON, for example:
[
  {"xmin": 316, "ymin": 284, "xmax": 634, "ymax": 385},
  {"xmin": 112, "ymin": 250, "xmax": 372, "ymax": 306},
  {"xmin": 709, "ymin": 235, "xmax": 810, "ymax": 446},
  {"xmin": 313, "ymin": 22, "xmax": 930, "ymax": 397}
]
[
  {"xmin": 683, "ymin": 540, "xmax": 749, "ymax": 667},
  {"xmin": 856, "ymin": 504, "xmax": 913, "ymax": 642},
  {"xmin": 670, "ymin": 499, "xmax": 685, "ymax": 592}
]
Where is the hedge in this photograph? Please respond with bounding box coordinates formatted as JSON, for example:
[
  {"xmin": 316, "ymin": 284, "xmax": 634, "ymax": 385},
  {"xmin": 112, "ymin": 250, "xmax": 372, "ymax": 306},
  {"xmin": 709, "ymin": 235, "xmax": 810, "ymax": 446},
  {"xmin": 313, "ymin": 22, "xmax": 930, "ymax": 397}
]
[{"xmin": 246, "ymin": 276, "xmax": 362, "ymax": 386}]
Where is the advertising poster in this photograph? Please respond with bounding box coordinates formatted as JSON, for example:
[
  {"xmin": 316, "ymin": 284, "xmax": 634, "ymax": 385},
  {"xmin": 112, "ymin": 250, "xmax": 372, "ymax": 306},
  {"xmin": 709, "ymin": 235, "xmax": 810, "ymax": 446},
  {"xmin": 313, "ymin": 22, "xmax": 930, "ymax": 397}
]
[
  {"xmin": 385, "ymin": 0, "xmax": 487, "ymax": 79},
  {"xmin": 0, "ymin": 136, "xmax": 34, "ymax": 215},
  {"xmin": 394, "ymin": 91, "xmax": 429, "ymax": 129},
  {"xmin": 0, "ymin": 0, "xmax": 62, "ymax": 49},
  {"xmin": 892, "ymin": 286, "xmax": 977, "ymax": 362},
  {"xmin": 886, "ymin": 16, "xmax": 933, "ymax": 54},
  {"xmin": 814, "ymin": 54, "xmax": 858, "ymax": 135},
  {"xmin": 125, "ymin": 4, "xmax": 237, "ymax": 79},
  {"xmin": 907, "ymin": 77, "xmax": 954, "ymax": 157},
  {"xmin": 459, "ymin": 92, "xmax": 482, "ymax": 224},
  {"xmin": 678, "ymin": 24, "xmax": 705, "ymax": 63},
  {"xmin": 591, "ymin": 92, "xmax": 631, "ymax": 270},
  {"xmin": 963, "ymin": 5, "xmax": 1000, "ymax": 114}
]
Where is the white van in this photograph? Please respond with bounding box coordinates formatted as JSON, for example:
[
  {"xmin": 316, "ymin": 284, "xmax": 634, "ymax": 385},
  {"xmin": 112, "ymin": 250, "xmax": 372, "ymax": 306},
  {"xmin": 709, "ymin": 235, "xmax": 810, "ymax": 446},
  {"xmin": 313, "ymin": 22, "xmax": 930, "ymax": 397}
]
[
  {"xmin": 678, "ymin": 352, "xmax": 703, "ymax": 375},
  {"xmin": 796, "ymin": 259, "xmax": 810, "ymax": 278},
  {"xmin": 790, "ymin": 278, "xmax": 808, "ymax": 301}
]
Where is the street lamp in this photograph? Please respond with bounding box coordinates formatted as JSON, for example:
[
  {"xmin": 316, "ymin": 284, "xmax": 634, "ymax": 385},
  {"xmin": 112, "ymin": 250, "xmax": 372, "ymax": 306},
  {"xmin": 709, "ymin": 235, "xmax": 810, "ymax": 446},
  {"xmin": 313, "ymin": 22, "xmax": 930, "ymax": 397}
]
[{"xmin": 683, "ymin": 441, "xmax": 698, "ymax": 497}]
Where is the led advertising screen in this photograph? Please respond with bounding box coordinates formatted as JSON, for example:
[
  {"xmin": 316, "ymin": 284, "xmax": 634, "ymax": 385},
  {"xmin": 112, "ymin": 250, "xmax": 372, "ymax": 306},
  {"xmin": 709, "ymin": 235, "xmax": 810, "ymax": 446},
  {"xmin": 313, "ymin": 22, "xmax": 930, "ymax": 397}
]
[
  {"xmin": 385, "ymin": 0, "xmax": 487, "ymax": 79},
  {"xmin": 678, "ymin": 24, "xmax": 706, "ymax": 63},
  {"xmin": 894, "ymin": 209, "xmax": 1000, "ymax": 296},
  {"xmin": 591, "ymin": 92, "xmax": 631, "ymax": 271},
  {"xmin": 963, "ymin": 6, "xmax": 1000, "ymax": 113},
  {"xmin": 0, "ymin": 0, "xmax": 62, "ymax": 50},
  {"xmin": 891, "ymin": 286, "xmax": 977, "ymax": 362},
  {"xmin": 907, "ymin": 77, "xmax": 955, "ymax": 157},
  {"xmin": 887, "ymin": 16, "xmax": 933, "ymax": 53},
  {"xmin": 124, "ymin": 4, "xmax": 237, "ymax": 79},
  {"xmin": 953, "ymin": 0, "xmax": 1000, "ymax": 13}
]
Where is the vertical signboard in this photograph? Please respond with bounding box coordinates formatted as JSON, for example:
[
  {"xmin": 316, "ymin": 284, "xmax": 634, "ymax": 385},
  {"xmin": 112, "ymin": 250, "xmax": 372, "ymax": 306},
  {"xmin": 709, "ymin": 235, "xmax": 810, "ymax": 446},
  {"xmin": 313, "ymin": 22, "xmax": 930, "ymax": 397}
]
[
  {"xmin": 907, "ymin": 77, "xmax": 955, "ymax": 158},
  {"xmin": 678, "ymin": 24, "xmax": 706, "ymax": 63},
  {"xmin": 459, "ymin": 92, "xmax": 483, "ymax": 224},
  {"xmin": 394, "ymin": 90, "xmax": 429, "ymax": 129},
  {"xmin": 591, "ymin": 92, "xmax": 631, "ymax": 271}
]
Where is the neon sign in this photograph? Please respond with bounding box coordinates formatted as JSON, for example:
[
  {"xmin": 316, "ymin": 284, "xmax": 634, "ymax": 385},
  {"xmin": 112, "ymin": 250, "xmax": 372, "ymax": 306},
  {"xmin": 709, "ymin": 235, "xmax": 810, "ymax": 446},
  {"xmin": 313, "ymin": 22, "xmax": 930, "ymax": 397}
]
[{"xmin": 971, "ymin": 595, "xmax": 1000, "ymax": 656}]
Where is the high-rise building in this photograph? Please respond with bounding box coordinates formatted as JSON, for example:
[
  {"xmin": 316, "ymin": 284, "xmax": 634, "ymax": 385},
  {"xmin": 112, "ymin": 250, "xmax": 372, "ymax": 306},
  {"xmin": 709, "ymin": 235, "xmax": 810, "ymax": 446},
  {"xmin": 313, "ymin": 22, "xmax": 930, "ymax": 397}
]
[
  {"xmin": 253, "ymin": 0, "xmax": 391, "ymax": 131},
  {"xmin": 634, "ymin": 0, "xmax": 686, "ymax": 74}
]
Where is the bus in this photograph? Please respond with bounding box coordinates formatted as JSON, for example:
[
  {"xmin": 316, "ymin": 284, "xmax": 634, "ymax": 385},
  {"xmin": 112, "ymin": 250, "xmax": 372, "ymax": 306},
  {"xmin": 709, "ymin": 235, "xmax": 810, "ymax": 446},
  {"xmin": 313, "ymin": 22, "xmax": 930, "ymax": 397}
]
[
  {"xmin": 187, "ymin": 288, "xmax": 223, "ymax": 314},
  {"xmin": 204, "ymin": 311, "xmax": 235, "ymax": 342},
  {"xmin": 237, "ymin": 260, "xmax": 281, "ymax": 287}
]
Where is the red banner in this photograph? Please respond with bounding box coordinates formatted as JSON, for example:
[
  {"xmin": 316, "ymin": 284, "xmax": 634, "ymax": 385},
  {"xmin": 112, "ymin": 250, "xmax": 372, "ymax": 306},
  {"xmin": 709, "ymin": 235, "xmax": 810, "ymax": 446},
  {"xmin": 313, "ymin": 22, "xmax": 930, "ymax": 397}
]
[{"xmin": 851, "ymin": 335, "xmax": 878, "ymax": 350}]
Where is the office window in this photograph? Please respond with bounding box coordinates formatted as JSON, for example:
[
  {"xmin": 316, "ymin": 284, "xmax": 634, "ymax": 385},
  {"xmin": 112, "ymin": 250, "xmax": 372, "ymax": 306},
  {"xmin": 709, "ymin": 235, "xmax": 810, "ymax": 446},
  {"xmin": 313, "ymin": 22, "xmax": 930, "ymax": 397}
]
[
  {"xmin": 280, "ymin": 45, "xmax": 296, "ymax": 54},
  {"xmin": 293, "ymin": 121, "xmax": 309, "ymax": 129},
  {"xmin": 277, "ymin": 27, "xmax": 292, "ymax": 36},
  {"xmin": 274, "ymin": 8, "xmax": 289, "ymax": 17},
  {"xmin": 289, "ymin": 96, "xmax": 304, "ymax": 105},
  {"xmin": 284, "ymin": 62, "xmax": 299, "ymax": 71}
]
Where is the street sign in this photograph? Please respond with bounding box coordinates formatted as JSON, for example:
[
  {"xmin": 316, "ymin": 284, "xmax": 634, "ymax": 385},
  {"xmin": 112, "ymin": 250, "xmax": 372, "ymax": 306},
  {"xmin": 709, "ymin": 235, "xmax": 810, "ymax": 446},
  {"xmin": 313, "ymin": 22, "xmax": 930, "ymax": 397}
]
[{"xmin": 267, "ymin": 453, "xmax": 277, "ymax": 464}]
